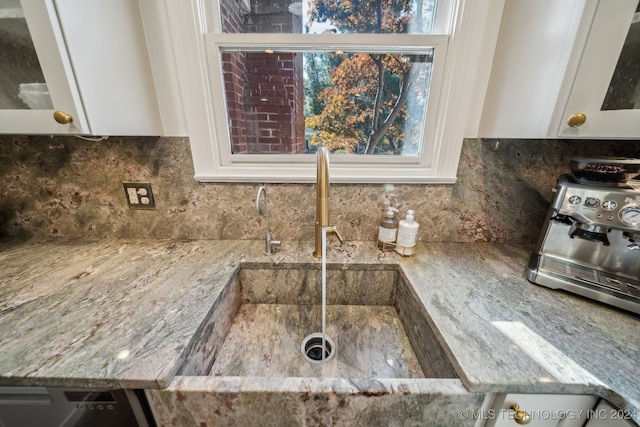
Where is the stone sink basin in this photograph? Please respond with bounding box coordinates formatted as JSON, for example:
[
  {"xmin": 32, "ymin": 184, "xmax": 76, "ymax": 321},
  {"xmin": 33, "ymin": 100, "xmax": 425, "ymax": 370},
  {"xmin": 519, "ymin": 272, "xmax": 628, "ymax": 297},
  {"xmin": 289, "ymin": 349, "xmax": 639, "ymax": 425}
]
[{"xmin": 145, "ymin": 264, "xmax": 484, "ymax": 426}]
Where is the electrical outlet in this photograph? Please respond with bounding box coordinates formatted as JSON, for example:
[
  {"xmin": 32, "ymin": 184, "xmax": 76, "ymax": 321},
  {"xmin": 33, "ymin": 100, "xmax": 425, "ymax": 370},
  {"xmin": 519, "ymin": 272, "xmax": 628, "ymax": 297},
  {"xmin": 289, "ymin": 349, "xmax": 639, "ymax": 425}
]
[{"xmin": 123, "ymin": 182, "xmax": 156, "ymax": 210}]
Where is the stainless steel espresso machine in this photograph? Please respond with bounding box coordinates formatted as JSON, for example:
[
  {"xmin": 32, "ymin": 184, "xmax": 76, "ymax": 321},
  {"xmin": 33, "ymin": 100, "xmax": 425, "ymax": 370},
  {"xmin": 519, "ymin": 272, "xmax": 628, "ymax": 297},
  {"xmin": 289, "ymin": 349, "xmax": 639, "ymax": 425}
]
[{"xmin": 527, "ymin": 157, "xmax": 640, "ymax": 315}]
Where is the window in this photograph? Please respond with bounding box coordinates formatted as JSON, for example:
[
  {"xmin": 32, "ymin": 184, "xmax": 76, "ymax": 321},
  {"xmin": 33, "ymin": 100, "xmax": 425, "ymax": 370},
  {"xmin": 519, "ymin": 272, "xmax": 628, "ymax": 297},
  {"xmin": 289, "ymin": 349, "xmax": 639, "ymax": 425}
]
[
  {"xmin": 221, "ymin": 49, "xmax": 436, "ymax": 157},
  {"xmin": 171, "ymin": 0, "xmax": 502, "ymax": 183}
]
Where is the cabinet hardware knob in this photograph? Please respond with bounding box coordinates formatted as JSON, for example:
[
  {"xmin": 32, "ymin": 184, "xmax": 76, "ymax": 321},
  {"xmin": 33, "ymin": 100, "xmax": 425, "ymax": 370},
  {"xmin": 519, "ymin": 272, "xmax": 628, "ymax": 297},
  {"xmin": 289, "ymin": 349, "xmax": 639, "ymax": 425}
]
[
  {"xmin": 511, "ymin": 404, "xmax": 531, "ymax": 425},
  {"xmin": 567, "ymin": 113, "xmax": 586, "ymax": 127},
  {"xmin": 53, "ymin": 111, "xmax": 73, "ymax": 125}
]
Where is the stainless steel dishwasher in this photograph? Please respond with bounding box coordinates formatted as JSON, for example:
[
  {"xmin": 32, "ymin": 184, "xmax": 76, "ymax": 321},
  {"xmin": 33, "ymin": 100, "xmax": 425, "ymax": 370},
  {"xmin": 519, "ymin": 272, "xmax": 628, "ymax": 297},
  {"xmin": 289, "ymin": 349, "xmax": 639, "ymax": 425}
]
[{"xmin": 0, "ymin": 387, "xmax": 153, "ymax": 427}]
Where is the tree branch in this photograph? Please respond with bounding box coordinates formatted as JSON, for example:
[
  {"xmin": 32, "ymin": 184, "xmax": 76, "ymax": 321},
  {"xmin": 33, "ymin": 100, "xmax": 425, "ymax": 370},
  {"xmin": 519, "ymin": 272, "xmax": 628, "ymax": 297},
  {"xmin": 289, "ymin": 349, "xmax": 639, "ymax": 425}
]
[
  {"xmin": 364, "ymin": 64, "xmax": 413, "ymax": 154},
  {"xmin": 370, "ymin": 55, "xmax": 384, "ymax": 130}
]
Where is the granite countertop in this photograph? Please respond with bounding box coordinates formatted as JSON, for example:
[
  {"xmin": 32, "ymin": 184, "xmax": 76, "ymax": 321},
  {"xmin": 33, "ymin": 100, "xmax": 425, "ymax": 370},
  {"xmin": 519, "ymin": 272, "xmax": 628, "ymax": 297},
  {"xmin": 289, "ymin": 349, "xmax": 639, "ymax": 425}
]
[
  {"xmin": 0, "ymin": 238, "xmax": 638, "ymax": 421},
  {"xmin": 0, "ymin": 238, "xmax": 244, "ymax": 388},
  {"xmin": 400, "ymin": 244, "xmax": 640, "ymax": 422}
]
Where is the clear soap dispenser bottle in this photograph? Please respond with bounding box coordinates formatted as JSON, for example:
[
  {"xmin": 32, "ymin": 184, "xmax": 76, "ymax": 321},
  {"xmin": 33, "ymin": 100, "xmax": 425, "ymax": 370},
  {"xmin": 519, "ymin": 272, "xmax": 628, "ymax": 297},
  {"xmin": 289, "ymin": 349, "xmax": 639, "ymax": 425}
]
[
  {"xmin": 377, "ymin": 206, "xmax": 399, "ymax": 249},
  {"xmin": 395, "ymin": 210, "xmax": 419, "ymax": 256}
]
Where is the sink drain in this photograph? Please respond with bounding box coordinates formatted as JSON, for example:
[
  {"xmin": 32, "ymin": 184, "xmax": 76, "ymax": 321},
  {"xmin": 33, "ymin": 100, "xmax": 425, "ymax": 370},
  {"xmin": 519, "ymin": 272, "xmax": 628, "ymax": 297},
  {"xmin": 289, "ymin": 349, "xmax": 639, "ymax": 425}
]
[{"xmin": 301, "ymin": 333, "xmax": 335, "ymax": 363}]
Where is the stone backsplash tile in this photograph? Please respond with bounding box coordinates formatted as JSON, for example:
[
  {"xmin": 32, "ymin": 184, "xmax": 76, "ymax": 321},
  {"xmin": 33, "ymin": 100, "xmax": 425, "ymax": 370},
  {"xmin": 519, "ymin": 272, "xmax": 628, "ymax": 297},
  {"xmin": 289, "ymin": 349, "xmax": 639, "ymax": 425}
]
[{"xmin": 1, "ymin": 135, "xmax": 638, "ymax": 242}]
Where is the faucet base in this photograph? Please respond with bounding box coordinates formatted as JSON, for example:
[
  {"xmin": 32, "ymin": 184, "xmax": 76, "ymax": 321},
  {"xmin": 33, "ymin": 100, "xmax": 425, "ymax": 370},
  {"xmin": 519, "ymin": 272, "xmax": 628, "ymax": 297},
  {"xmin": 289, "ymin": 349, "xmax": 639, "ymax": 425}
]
[{"xmin": 313, "ymin": 225, "xmax": 344, "ymax": 257}]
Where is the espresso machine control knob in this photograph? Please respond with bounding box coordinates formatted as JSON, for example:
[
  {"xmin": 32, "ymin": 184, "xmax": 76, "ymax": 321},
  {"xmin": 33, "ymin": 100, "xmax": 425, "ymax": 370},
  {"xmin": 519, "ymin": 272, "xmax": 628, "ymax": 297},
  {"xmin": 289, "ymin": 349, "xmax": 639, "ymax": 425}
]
[
  {"xmin": 568, "ymin": 195, "xmax": 582, "ymax": 205},
  {"xmin": 584, "ymin": 197, "xmax": 600, "ymax": 208},
  {"xmin": 619, "ymin": 206, "xmax": 640, "ymax": 227}
]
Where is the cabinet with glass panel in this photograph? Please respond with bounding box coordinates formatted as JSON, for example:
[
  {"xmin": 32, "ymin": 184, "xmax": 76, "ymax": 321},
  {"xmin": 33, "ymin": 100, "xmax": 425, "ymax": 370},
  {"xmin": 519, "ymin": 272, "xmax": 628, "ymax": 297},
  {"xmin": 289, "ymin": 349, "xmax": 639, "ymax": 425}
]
[
  {"xmin": 0, "ymin": 0, "xmax": 166, "ymax": 136},
  {"xmin": 0, "ymin": 0, "xmax": 89, "ymax": 134},
  {"xmin": 478, "ymin": 0, "xmax": 640, "ymax": 139},
  {"xmin": 557, "ymin": 0, "xmax": 640, "ymax": 138}
]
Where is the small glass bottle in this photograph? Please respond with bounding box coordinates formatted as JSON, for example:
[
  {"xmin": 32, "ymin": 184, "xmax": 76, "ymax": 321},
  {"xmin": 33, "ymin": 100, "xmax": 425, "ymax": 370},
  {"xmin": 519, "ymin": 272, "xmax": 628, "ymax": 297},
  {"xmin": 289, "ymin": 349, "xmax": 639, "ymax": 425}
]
[{"xmin": 377, "ymin": 207, "xmax": 399, "ymax": 250}]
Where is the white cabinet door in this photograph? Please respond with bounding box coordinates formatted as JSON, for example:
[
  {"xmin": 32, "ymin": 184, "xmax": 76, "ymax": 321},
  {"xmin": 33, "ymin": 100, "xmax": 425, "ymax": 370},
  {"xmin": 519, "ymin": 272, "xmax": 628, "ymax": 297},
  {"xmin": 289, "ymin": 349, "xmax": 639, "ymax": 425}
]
[
  {"xmin": 0, "ymin": 0, "xmax": 89, "ymax": 134},
  {"xmin": 585, "ymin": 401, "xmax": 635, "ymax": 427},
  {"xmin": 485, "ymin": 393, "xmax": 598, "ymax": 427},
  {"xmin": 1, "ymin": 0, "xmax": 165, "ymax": 136},
  {"xmin": 557, "ymin": 0, "xmax": 640, "ymax": 138},
  {"xmin": 477, "ymin": 0, "xmax": 640, "ymax": 139},
  {"xmin": 477, "ymin": 0, "xmax": 586, "ymax": 139},
  {"xmin": 54, "ymin": 0, "xmax": 164, "ymax": 136}
]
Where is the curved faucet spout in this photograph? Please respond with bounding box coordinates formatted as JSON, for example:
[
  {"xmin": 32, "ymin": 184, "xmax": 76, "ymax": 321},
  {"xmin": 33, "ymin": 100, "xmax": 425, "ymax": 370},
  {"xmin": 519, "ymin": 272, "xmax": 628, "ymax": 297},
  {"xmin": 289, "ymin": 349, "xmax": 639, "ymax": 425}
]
[
  {"xmin": 256, "ymin": 186, "xmax": 270, "ymax": 230},
  {"xmin": 314, "ymin": 148, "xmax": 343, "ymax": 257},
  {"xmin": 256, "ymin": 186, "xmax": 281, "ymax": 255}
]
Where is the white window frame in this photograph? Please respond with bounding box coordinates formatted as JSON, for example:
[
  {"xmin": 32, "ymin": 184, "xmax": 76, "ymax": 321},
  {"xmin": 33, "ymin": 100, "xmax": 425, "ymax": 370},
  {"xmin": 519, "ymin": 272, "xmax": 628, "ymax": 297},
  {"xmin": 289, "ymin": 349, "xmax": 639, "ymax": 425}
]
[{"xmin": 159, "ymin": 0, "xmax": 504, "ymax": 183}]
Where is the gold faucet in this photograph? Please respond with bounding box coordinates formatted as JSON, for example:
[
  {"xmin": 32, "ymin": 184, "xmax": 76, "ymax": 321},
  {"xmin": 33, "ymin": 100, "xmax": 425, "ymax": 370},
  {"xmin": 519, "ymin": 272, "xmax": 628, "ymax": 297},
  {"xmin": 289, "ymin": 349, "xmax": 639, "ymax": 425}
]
[{"xmin": 314, "ymin": 147, "xmax": 344, "ymax": 257}]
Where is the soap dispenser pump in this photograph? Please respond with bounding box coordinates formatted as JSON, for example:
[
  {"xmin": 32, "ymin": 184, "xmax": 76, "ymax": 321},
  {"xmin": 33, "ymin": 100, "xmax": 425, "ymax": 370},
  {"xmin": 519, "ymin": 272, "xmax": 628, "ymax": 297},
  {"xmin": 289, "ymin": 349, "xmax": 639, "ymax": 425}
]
[{"xmin": 377, "ymin": 206, "xmax": 399, "ymax": 249}]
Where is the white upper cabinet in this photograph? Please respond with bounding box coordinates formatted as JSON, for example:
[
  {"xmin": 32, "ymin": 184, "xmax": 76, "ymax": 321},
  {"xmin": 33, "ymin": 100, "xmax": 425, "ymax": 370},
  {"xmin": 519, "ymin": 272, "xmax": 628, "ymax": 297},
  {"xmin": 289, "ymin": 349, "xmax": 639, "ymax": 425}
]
[
  {"xmin": 53, "ymin": 0, "xmax": 166, "ymax": 136},
  {"xmin": 558, "ymin": 0, "xmax": 640, "ymax": 138},
  {"xmin": 477, "ymin": 0, "xmax": 640, "ymax": 139},
  {"xmin": 0, "ymin": 0, "xmax": 175, "ymax": 136},
  {"xmin": 0, "ymin": 0, "xmax": 88, "ymax": 134}
]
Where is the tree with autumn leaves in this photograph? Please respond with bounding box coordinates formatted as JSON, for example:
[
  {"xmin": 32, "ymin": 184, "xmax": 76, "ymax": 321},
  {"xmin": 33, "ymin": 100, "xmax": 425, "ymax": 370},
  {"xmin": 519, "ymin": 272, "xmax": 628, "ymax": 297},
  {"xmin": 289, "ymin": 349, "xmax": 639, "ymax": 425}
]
[{"xmin": 304, "ymin": 0, "xmax": 431, "ymax": 155}]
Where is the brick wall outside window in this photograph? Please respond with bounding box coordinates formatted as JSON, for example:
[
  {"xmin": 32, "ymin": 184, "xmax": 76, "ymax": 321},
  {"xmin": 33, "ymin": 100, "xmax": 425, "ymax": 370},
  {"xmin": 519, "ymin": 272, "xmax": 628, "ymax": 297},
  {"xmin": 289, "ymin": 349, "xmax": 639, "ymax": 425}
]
[{"xmin": 221, "ymin": 0, "xmax": 305, "ymax": 154}]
